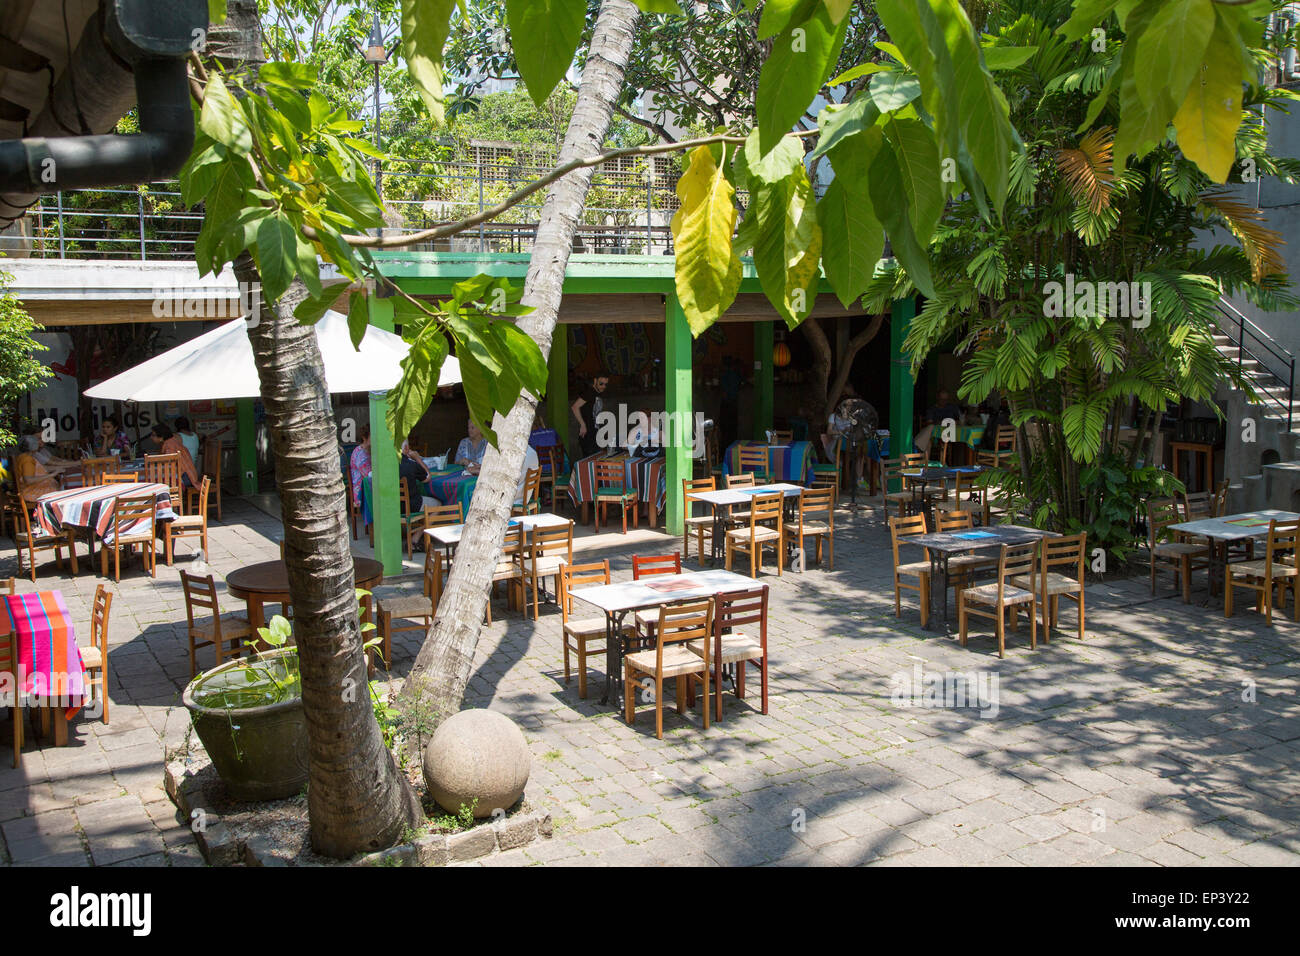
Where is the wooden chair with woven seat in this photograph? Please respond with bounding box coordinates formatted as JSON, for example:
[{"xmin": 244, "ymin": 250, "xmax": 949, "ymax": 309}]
[
  {"xmin": 376, "ymin": 555, "xmax": 442, "ymax": 669},
  {"xmin": 421, "ymin": 501, "xmax": 462, "ymax": 569},
  {"xmin": 593, "ymin": 458, "xmax": 637, "ymax": 533},
  {"xmin": 100, "ymin": 495, "xmax": 157, "ymax": 583},
  {"xmin": 809, "ymin": 440, "xmax": 840, "ymax": 492},
  {"xmin": 737, "ymin": 444, "xmax": 771, "ymax": 484},
  {"xmin": 81, "ymin": 457, "xmax": 120, "ymax": 486},
  {"xmin": 540, "ymin": 446, "xmax": 570, "ymax": 512},
  {"xmin": 624, "ymin": 598, "xmax": 713, "ymax": 739},
  {"xmin": 486, "ymin": 525, "xmax": 527, "ymax": 625},
  {"xmin": 1147, "ymin": 497, "xmax": 1208, "ymax": 604},
  {"xmin": 880, "ymin": 457, "xmax": 917, "ymax": 518},
  {"xmin": 398, "ymin": 481, "xmax": 427, "ymax": 560},
  {"xmin": 682, "ymin": 477, "xmax": 716, "ymax": 564},
  {"xmin": 180, "ymin": 571, "xmax": 254, "ymax": 677},
  {"xmin": 512, "ymin": 466, "xmax": 542, "ymax": 517},
  {"xmin": 689, "ymin": 585, "xmax": 768, "ymax": 722},
  {"xmin": 1225, "ymin": 517, "xmax": 1300, "ymax": 625},
  {"xmin": 934, "ymin": 471, "xmax": 985, "ymax": 522},
  {"xmin": 0, "ymin": 577, "xmax": 27, "ymax": 767},
  {"xmin": 163, "ymin": 476, "xmax": 211, "ymax": 565},
  {"xmin": 15, "ymin": 491, "xmax": 79, "ymax": 582},
  {"xmin": 976, "ymin": 425, "xmax": 1017, "ymax": 468},
  {"xmin": 79, "ymin": 585, "xmax": 112, "ymax": 724},
  {"xmin": 524, "ymin": 521, "xmax": 573, "ymax": 620},
  {"xmin": 1010, "ymin": 531, "xmax": 1087, "ymax": 644},
  {"xmin": 143, "ymin": 453, "xmax": 183, "ymax": 515},
  {"xmin": 933, "ymin": 508, "xmax": 998, "ymax": 593},
  {"xmin": 559, "ymin": 560, "xmax": 636, "ymax": 699},
  {"xmin": 958, "ymin": 542, "xmax": 1040, "ymax": 658},
  {"xmin": 784, "ymin": 486, "xmax": 834, "ymax": 570},
  {"xmin": 890, "ymin": 513, "xmax": 931, "ymax": 628},
  {"xmin": 725, "ymin": 491, "xmax": 783, "ymax": 579},
  {"xmin": 185, "ymin": 440, "xmax": 224, "ymax": 521},
  {"xmin": 631, "ymin": 552, "xmax": 682, "ymax": 641},
  {"xmin": 723, "ymin": 471, "xmax": 757, "ymax": 528}
]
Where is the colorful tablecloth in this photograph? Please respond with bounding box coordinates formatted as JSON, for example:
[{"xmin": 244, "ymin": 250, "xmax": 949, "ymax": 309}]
[
  {"xmin": 4, "ymin": 591, "xmax": 87, "ymax": 717},
  {"xmin": 722, "ymin": 441, "xmax": 815, "ymax": 484},
  {"xmin": 32, "ymin": 482, "xmax": 173, "ymax": 540},
  {"xmin": 361, "ymin": 469, "xmax": 477, "ymax": 526},
  {"xmin": 955, "ymin": 425, "xmax": 985, "ymax": 449},
  {"xmin": 567, "ymin": 452, "xmax": 667, "ymax": 514}
]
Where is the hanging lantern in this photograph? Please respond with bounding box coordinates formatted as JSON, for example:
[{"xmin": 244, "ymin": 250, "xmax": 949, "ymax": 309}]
[{"xmin": 773, "ymin": 342, "xmax": 792, "ymax": 368}]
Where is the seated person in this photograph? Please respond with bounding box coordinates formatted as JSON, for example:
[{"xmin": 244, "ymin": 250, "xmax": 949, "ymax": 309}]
[
  {"xmin": 97, "ymin": 414, "xmax": 134, "ymax": 457},
  {"xmin": 821, "ymin": 385, "xmax": 861, "ymax": 463},
  {"xmin": 399, "ymin": 438, "xmax": 432, "ymax": 514},
  {"xmin": 28, "ymin": 435, "xmax": 79, "ymax": 474},
  {"xmin": 174, "ymin": 416, "xmax": 201, "ymax": 467},
  {"xmin": 350, "ymin": 426, "xmax": 372, "ymax": 506},
  {"xmin": 15, "ymin": 434, "xmax": 60, "ymax": 498},
  {"xmin": 152, "ymin": 423, "xmax": 200, "ymax": 489},
  {"xmin": 455, "ymin": 418, "xmax": 489, "ymax": 476}
]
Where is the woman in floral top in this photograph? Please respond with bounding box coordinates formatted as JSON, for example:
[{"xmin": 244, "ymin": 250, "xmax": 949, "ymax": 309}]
[
  {"xmin": 454, "ymin": 419, "xmax": 488, "ymax": 475},
  {"xmin": 350, "ymin": 426, "xmax": 372, "ymax": 505}
]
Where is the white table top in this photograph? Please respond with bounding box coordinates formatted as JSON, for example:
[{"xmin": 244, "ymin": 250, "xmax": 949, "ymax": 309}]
[
  {"xmin": 424, "ymin": 512, "xmax": 571, "ymax": 546},
  {"xmin": 1168, "ymin": 510, "xmax": 1300, "ymax": 541},
  {"xmin": 570, "ymin": 569, "xmax": 761, "ymax": 614},
  {"xmin": 686, "ymin": 483, "xmax": 805, "ymax": 507}
]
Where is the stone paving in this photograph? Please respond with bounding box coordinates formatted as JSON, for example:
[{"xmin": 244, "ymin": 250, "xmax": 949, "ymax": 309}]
[{"xmin": 1, "ymin": 496, "xmax": 1298, "ymax": 867}]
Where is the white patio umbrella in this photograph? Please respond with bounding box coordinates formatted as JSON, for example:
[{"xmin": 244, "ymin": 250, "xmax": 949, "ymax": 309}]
[{"xmin": 84, "ymin": 309, "xmax": 461, "ymax": 402}]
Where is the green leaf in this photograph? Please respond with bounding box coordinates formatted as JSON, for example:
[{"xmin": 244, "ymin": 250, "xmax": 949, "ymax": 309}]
[
  {"xmin": 1133, "ymin": 0, "xmax": 1214, "ymax": 108},
  {"xmin": 629, "ymin": 0, "xmax": 684, "ymax": 12},
  {"xmin": 208, "ymin": 0, "xmax": 227, "ymax": 27},
  {"xmin": 400, "ymin": 0, "xmax": 457, "ymax": 125},
  {"xmin": 486, "ymin": 321, "xmax": 548, "ymax": 396},
  {"xmin": 671, "ymin": 144, "xmax": 742, "ymax": 334},
  {"xmin": 756, "ymin": 3, "xmax": 850, "ymax": 155},
  {"xmin": 817, "ymin": 178, "xmax": 884, "ymax": 307},
  {"xmin": 388, "ymin": 332, "xmax": 449, "ymax": 446},
  {"xmin": 1113, "ymin": 2, "xmax": 1179, "ymax": 172},
  {"xmin": 199, "ymin": 74, "xmax": 252, "ymax": 154},
  {"xmin": 881, "ymin": 115, "xmax": 943, "ymax": 245},
  {"xmin": 1172, "ymin": 8, "xmax": 1245, "ymax": 183},
  {"xmin": 868, "ymin": 144, "xmax": 934, "ymax": 298},
  {"xmin": 1059, "ymin": 0, "xmax": 1121, "ymax": 41},
  {"xmin": 346, "ymin": 290, "xmax": 369, "ymax": 350},
  {"xmin": 254, "ymin": 213, "xmax": 297, "ymax": 304},
  {"xmin": 823, "ymin": 0, "xmax": 854, "ymax": 24},
  {"xmin": 259, "ymin": 62, "xmax": 318, "ymax": 91},
  {"xmin": 758, "ymin": 0, "xmax": 819, "ymax": 40},
  {"xmin": 294, "ymin": 234, "xmax": 323, "ymax": 298},
  {"xmin": 828, "ymin": 62, "xmax": 891, "ymax": 87},
  {"xmin": 507, "ymin": 0, "xmax": 586, "ymax": 107},
  {"xmin": 294, "ymin": 286, "xmax": 342, "ymax": 326},
  {"xmin": 265, "ymin": 85, "xmax": 312, "ymax": 134},
  {"xmin": 868, "ymin": 72, "xmax": 921, "ymax": 112},
  {"xmin": 981, "ymin": 46, "xmax": 1038, "ymax": 71},
  {"xmin": 809, "ymin": 96, "xmax": 879, "ymax": 161}
]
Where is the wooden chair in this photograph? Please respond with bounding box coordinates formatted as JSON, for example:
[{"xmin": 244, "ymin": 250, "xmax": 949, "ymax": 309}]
[
  {"xmin": 1, "ymin": 578, "xmax": 26, "ymax": 767},
  {"xmin": 725, "ymin": 491, "xmax": 783, "ymax": 578},
  {"xmin": 809, "ymin": 441, "xmax": 840, "ymax": 492},
  {"xmin": 689, "ymin": 585, "xmax": 768, "ymax": 722},
  {"xmin": 345, "ymin": 462, "xmax": 363, "ymax": 541},
  {"xmin": 934, "ymin": 509, "xmax": 997, "ymax": 594},
  {"xmin": 180, "ymin": 571, "xmax": 254, "ymax": 677},
  {"xmin": 1148, "ymin": 498, "xmax": 1208, "ymax": 604},
  {"xmin": 186, "ymin": 439, "xmax": 223, "ymax": 520},
  {"xmin": 15, "ymin": 491, "xmax": 79, "ymax": 582},
  {"xmin": 486, "ymin": 525, "xmax": 527, "ymax": 625},
  {"xmin": 624, "ymin": 598, "xmax": 713, "ymax": 739},
  {"xmin": 976, "ymin": 425, "xmax": 1017, "ymax": 468},
  {"xmin": 890, "ymin": 513, "xmax": 931, "ymax": 627},
  {"xmin": 81, "ymin": 457, "xmax": 119, "ymax": 486},
  {"xmin": 1225, "ymin": 517, "xmax": 1300, "ymax": 625},
  {"xmin": 525, "ymin": 521, "xmax": 573, "ymax": 620},
  {"xmin": 958, "ymin": 542, "xmax": 1039, "ymax": 658},
  {"xmin": 1181, "ymin": 490, "xmax": 1213, "ymax": 522},
  {"xmin": 100, "ymin": 473, "xmax": 141, "ymax": 483},
  {"xmin": 881, "ymin": 458, "xmax": 916, "ymax": 518},
  {"xmin": 0, "ymin": 484, "xmax": 20, "ymax": 542},
  {"xmin": 398, "ymin": 481, "xmax": 425, "ymax": 560},
  {"xmin": 512, "ymin": 466, "xmax": 542, "ymax": 517},
  {"xmin": 934, "ymin": 471, "xmax": 985, "ymax": 522},
  {"xmin": 100, "ymin": 495, "xmax": 157, "ymax": 583},
  {"xmin": 540, "ymin": 446, "xmax": 570, "ymax": 512},
  {"xmin": 682, "ymin": 477, "xmax": 716, "ymax": 564},
  {"xmin": 769, "ymin": 430, "xmax": 793, "ymax": 445},
  {"xmin": 737, "ymin": 444, "xmax": 771, "ymax": 483},
  {"xmin": 723, "ymin": 471, "xmax": 756, "ymax": 527},
  {"xmin": 559, "ymin": 560, "xmax": 636, "ymax": 700},
  {"xmin": 163, "ymin": 476, "xmax": 210, "ymax": 565},
  {"xmin": 80, "ymin": 585, "xmax": 112, "ymax": 724},
  {"xmin": 784, "ymin": 487, "xmax": 834, "ymax": 569},
  {"xmin": 143, "ymin": 453, "xmax": 183, "ymax": 515},
  {"xmin": 1011, "ymin": 531, "xmax": 1087, "ymax": 643},
  {"xmin": 631, "ymin": 552, "xmax": 682, "ymax": 639},
  {"xmin": 594, "ymin": 458, "xmax": 637, "ymax": 533},
  {"xmin": 376, "ymin": 556, "xmax": 442, "ymax": 669}
]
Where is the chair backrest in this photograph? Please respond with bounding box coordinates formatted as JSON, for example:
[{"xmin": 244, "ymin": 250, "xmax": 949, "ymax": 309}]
[
  {"xmin": 179, "ymin": 570, "xmax": 219, "ymax": 626},
  {"xmin": 726, "ymin": 472, "xmax": 756, "ymax": 489},
  {"xmin": 143, "ymin": 453, "xmax": 182, "ymax": 500},
  {"xmin": 399, "ymin": 478, "xmax": 412, "ymax": 515},
  {"xmin": 954, "ymin": 471, "xmax": 983, "ymax": 501},
  {"xmin": 770, "ymin": 430, "xmax": 793, "ymax": 445},
  {"xmin": 593, "ymin": 458, "xmax": 623, "ymax": 487},
  {"xmin": 112, "ymin": 495, "xmax": 156, "ymax": 540},
  {"xmin": 82, "ymin": 457, "xmax": 119, "ymax": 486},
  {"xmin": 559, "ymin": 559, "xmax": 610, "ymax": 623},
  {"xmin": 797, "ymin": 487, "xmax": 834, "ymax": 529},
  {"xmin": 423, "ymin": 551, "xmax": 443, "ymax": 608},
  {"xmin": 91, "ymin": 585, "xmax": 112, "ymax": 658},
  {"xmin": 715, "ymin": 586, "xmax": 767, "ymax": 651},
  {"xmin": 738, "ymin": 445, "xmax": 768, "ymax": 474},
  {"xmin": 422, "ymin": 502, "xmax": 463, "ymax": 528},
  {"xmin": 935, "ymin": 509, "xmax": 974, "ymax": 533},
  {"xmin": 1041, "ymin": 531, "xmax": 1087, "ymax": 581},
  {"xmin": 532, "ymin": 521, "xmax": 574, "ymax": 563},
  {"xmin": 889, "ymin": 512, "xmax": 929, "ymax": 567},
  {"xmin": 996, "ymin": 425, "xmax": 1017, "ymax": 450},
  {"xmin": 654, "ymin": 598, "xmax": 715, "ymax": 668},
  {"xmin": 541, "ymin": 445, "xmax": 564, "ymax": 477},
  {"xmin": 901, "ymin": 452, "xmax": 926, "ymax": 467},
  {"xmin": 193, "ymin": 477, "xmax": 211, "ymax": 527},
  {"xmin": 748, "ymin": 492, "xmax": 783, "ymax": 530},
  {"xmin": 1181, "ymin": 491, "xmax": 1212, "ymax": 522},
  {"xmin": 1147, "ymin": 498, "xmax": 1182, "ymax": 545},
  {"xmin": 519, "ymin": 467, "xmax": 541, "ymax": 507},
  {"xmin": 101, "ymin": 473, "xmax": 141, "ymax": 483},
  {"xmin": 683, "ymin": 476, "xmax": 716, "ymax": 501},
  {"xmin": 202, "ymin": 438, "xmax": 222, "ymax": 479},
  {"xmin": 1265, "ymin": 518, "xmax": 1300, "ymax": 570},
  {"xmin": 632, "ymin": 552, "xmax": 681, "ymax": 579},
  {"xmin": 997, "ymin": 542, "xmax": 1037, "ymax": 593},
  {"xmin": 1212, "ymin": 479, "xmax": 1230, "ymax": 517}
]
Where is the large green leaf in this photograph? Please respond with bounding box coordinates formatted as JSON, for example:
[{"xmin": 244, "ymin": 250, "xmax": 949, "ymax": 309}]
[
  {"xmin": 868, "ymin": 144, "xmax": 934, "ymax": 298},
  {"xmin": 199, "ymin": 74, "xmax": 252, "ymax": 154},
  {"xmin": 671, "ymin": 145, "xmax": 742, "ymax": 334},
  {"xmin": 1059, "ymin": 0, "xmax": 1121, "ymax": 40},
  {"xmin": 1112, "ymin": 2, "xmax": 1179, "ymax": 172},
  {"xmin": 817, "ymin": 178, "xmax": 884, "ymax": 307},
  {"xmin": 868, "ymin": 72, "xmax": 921, "ymax": 112},
  {"xmin": 629, "ymin": 0, "xmax": 684, "ymax": 12},
  {"xmin": 755, "ymin": 3, "xmax": 850, "ymax": 155},
  {"xmin": 1172, "ymin": 8, "xmax": 1245, "ymax": 182},
  {"xmin": 881, "ymin": 115, "xmax": 943, "ymax": 246},
  {"xmin": 757, "ymin": 0, "xmax": 819, "ymax": 39},
  {"xmin": 254, "ymin": 213, "xmax": 297, "ymax": 304},
  {"xmin": 809, "ymin": 96, "xmax": 879, "ymax": 161},
  {"xmin": 387, "ymin": 332, "xmax": 449, "ymax": 446},
  {"xmin": 487, "ymin": 321, "xmax": 549, "ymax": 396},
  {"xmin": 1133, "ymin": 0, "xmax": 1214, "ymax": 108},
  {"xmin": 507, "ymin": 0, "xmax": 586, "ymax": 107},
  {"xmin": 400, "ymin": 0, "xmax": 457, "ymax": 125}
]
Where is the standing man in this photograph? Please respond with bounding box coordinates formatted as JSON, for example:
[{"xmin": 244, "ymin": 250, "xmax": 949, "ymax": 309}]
[{"xmin": 570, "ymin": 373, "xmax": 610, "ymax": 458}]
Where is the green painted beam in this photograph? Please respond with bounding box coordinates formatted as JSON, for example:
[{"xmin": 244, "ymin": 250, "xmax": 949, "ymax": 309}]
[
  {"xmin": 367, "ymin": 296, "xmax": 402, "ymax": 576},
  {"xmin": 753, "ymin": 321, "xmax": 773, "ymax": 439},
  {"xmin": 889, "ymin": 297, "xmax": 917, "ymax": 460},
  {"xmin": 236, "ymin": 398, "xmax": 257, "ymax": 495},
  {"xmin": 547, "ymin": 326, "xmax": 569, "ymax": 448},
  {"xmin": 664, "ymin": 294, "xmax": 693, "ymax": 538}
]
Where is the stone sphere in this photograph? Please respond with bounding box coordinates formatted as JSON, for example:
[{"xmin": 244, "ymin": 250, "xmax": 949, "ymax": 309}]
[{"xmin": 423, "ymin": 709, "xmax": 531, "ymax": 818}]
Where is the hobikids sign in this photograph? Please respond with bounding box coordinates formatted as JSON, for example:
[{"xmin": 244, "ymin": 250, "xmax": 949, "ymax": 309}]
[{"xmin": 49, "ymin": 886, "xmax": 151, "ymax": 936}]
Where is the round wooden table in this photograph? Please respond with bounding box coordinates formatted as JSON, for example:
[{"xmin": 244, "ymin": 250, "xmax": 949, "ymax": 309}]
[{"xmin": 226, "ymin": 557, "xmax": 385, "ymax": 629}]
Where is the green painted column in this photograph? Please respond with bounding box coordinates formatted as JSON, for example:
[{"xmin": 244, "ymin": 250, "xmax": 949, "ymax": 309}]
[
  {"xmin": 889, "ymin": 296, "xmax": 917, "ymax": 459},
  {"xmin": 664, "ymin": 294, "xmax": 693, "ymax": 537},
  {"xmin": 753, "ymin": 321, "xmax": 773, "ymax": 438},
  {"xmin": 368, "ymin": 296, "xmax": 402, "ymax": 575},
  {"xmin": 236, "ymin": 398, "xmax": 258, "ymax": 495},
  {"xmin": 547, "ymin": 325, "xmax": 569, "ymax": 448}
]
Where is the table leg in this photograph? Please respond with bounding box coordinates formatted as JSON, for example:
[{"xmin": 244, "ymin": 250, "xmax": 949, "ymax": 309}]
[
  {"xmin": 924, "ymin": 552, "xmax": 952, "ymax": 633},
  {"xmin": 600, "ymin": 609, "xmax": 632, "ymax": 707},
  {"xmin": 246, "ymin": 597, "xmax": 266, "ymax": 631}
]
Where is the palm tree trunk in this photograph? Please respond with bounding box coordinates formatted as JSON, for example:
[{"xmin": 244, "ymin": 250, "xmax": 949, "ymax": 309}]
[{"xmin": 401, "ymin": 0, "xmax": 641, "ymax": 725}]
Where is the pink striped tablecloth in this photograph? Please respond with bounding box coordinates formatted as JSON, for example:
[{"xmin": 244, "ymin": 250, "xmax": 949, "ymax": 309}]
[
  {"xmin": 567, "ymin": 453, "xmax": 666, "ymax": 516},
  {"xmin": 33, "ymin": 482, "xmax": 174, "ymax": 541},
  {"xmin": 3, "ymin": 591, "xmax": 86, "ymax": 717}
]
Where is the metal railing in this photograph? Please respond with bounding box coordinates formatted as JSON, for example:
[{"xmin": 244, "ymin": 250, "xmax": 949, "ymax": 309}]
[
  {"xmin": 1215, "ymin": 297, "xmax": 1296, "ymax": 430},
  {"xmin": 5, "ymin": 157, "xmax": 685, "ymax": 261}
]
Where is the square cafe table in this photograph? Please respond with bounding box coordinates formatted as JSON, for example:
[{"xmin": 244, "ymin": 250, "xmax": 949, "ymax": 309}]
[
  {"xmin": 1167, "ymin": 509, "xmax": 1300, "ymax": 596},
  {"xmin": 2, "ymin": 590, "xmax": 88, "ymax": 747},
  {"xmin": 32, "ymin": 481, "xmax": 175, "ymax": 547},
  {"xmin": 568, "ymin": 569, "xmax": 757, "ymax": 705},
  {"xmin": 903, "ymin": 524, "xmax": 1058, "ymax": 631},
  {"xmin": 423, "ymin": 512, "xmax": 571, "ymax": 551},
  {"xmin": 684, "ymin": 483, "xmax": 805, "ymax": 564}
]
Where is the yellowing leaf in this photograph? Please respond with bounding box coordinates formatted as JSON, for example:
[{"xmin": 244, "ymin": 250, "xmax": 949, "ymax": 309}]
[
  {"xmin": 670, "ymin": 145, "xmax": 742, "ymax": 334},
  {"xmin": 1173, "ymin": 17, "xmax": 1245, "ymax": 183},
  {"xmin": 400, "ymin": 0, "xmax": 457, "ymax": 126}
]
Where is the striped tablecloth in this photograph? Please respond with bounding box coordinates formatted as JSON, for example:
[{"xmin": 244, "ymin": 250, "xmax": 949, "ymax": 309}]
[
  {"xmin": 4, "ymin": 591, "xmax": 87, "ymax": 717},
  {"xmin": 567, "ymin": 453, "xmax": 667, "ymax": 515},
  {"xmin": 723, "ymin": 441, "xmax": 815, "ymax": 484},
  {"xmin": 361, "ymin": 469, "xmax": 477, "ymax": 525},
  {"xmin": 33, "ymin": 482, "xmax": 174, "ymax": 541}
]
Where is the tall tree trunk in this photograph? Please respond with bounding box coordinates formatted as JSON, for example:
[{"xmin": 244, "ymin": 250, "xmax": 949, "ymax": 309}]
[
  {"xmin": 402, "ymin": 0, "xmax": 641, "ymax": 726},
  {"xmin": 799, "ymin": 313, "xmax": 884, "ymax": 455},
  {"xmin": 223, "ymin": 0, "xmax": 421, "ymax": 858}
]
